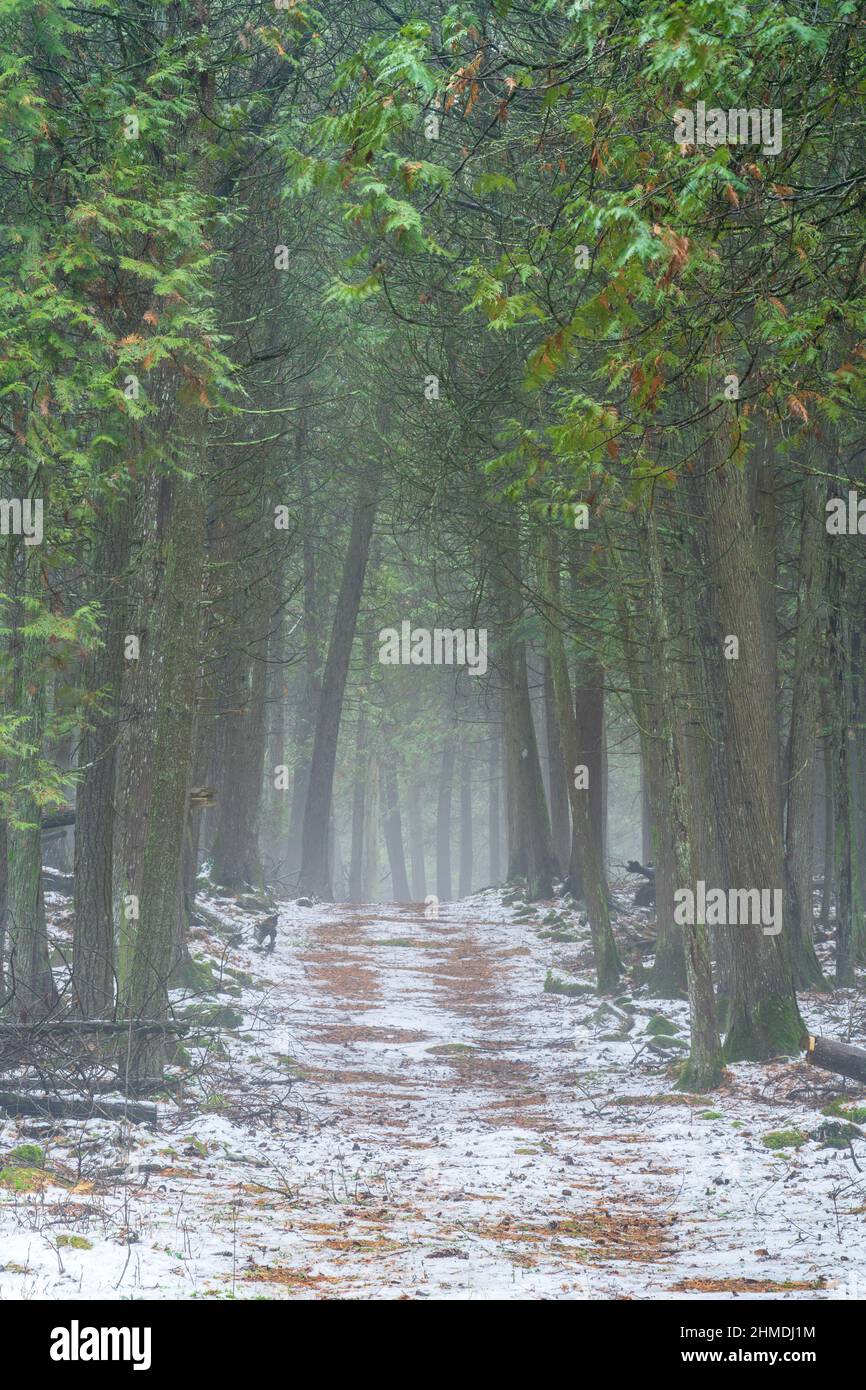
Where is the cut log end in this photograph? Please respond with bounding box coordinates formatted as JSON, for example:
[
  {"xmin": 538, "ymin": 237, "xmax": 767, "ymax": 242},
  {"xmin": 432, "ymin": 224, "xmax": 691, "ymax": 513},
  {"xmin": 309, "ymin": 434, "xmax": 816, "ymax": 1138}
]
[{"xmin": 802, "ymin": 1034, "xmax": 866, "ymax": 1085}]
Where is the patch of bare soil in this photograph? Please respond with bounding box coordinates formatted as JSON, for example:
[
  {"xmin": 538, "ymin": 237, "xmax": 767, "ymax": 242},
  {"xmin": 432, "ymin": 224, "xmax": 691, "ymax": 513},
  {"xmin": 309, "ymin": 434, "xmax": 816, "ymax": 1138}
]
[
  {"xmin": 305, "ymin": 961, "xmax": 381, "ymax": 1002},
  {"xmin": 479, "ymin": 1206, "xmax": 677, "ymax": 1265},
  {"xmin": 310, "ymin": 920, "xmax": 366, "ymax": 946},
  {"xmin": 668, "ymin": 1276, "xmax": 825, "ymax": 1294},
  {"xmin": 431, "ymin": 940, "xmax": 498, "ymax": 1004},
  {"xmin": 311, "ymin": 1024, "xmax": 430, "ymax": 1045}
]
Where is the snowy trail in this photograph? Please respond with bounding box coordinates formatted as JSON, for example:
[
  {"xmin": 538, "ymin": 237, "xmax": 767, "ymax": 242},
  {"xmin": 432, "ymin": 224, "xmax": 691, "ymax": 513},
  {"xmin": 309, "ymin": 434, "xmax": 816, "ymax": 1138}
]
[
  {"xmin": 215, "ymin": 895, "xmax": 684, "ymax": 1299},
  {"xmin": 1, "ymin": 890, "xmax": 864, "ymax": 1299}
]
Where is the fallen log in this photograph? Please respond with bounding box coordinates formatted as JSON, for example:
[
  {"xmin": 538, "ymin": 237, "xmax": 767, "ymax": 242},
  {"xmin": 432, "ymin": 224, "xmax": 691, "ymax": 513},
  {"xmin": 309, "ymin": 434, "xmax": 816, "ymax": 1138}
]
[
  {"xmin": 803, "ymin": 1034, "xmax": 866, "ymax": 1085},
  {"xmin": 0, "ymin": 1020, "xmax": 190, "ymax": 1037},
  {"xmin": 0, "ymin": 1090, "xmax": 157, "ymax": 1123},
  {"xmin": 626, "ymin": 860, "xmax": 655, "ymax": 881},
  {"xmin": 40, "ymin": 790, "xmax": 211, "ymax": 833},
  {"xmin": 42, "ymin": 868, "xmax": 74, "ymax": 894}
]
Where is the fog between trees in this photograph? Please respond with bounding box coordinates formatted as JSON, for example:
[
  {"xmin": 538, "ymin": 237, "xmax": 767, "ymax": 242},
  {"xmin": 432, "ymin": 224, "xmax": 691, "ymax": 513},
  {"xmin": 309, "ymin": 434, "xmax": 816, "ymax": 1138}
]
[{"xmin": 1, "ymin": 0, "xmax": 864, "ymax": 1105}]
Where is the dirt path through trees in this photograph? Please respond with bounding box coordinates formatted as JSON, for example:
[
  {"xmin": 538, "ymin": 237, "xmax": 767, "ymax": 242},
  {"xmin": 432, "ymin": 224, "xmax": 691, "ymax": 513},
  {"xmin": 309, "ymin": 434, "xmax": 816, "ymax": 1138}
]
[
  {"xmin": 282, "ymin": 901, "xmax": 679, "ymax": 1297},
  {"xmin": 0, "ymin": 893, "xmax": 857, "ymax": 1299}
]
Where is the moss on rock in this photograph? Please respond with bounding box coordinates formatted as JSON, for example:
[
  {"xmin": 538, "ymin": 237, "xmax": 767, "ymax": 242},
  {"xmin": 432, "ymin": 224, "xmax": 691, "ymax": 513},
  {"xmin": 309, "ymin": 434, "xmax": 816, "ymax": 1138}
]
[
  {"xmin": 544, "ymin": 970, "xmax": 593, "ymax": 998},
  {"xmin": 182, "ymin": 1002, "xmax": 244, "ymax": 1030},
  {"xmin": 7, "ymin": 1143, "xmax": 43, "ymax": 1168},
  {"xmin": 646, "ymin": 1014, "xmax": 680, "ymax": 1037},
  {"xmin": 762, "ymin": 1128, "xmax": 807, "ymax": 1150},
  {"xmin": 812, "ymin": 1120, "xmax": 861, "ymax": 1149},
  {"xmin": 0, "ymin": 1166, "xmax": 49, "ymax": 1191},
  {"xmin": 821, "ymin": 1099, "xmax": 866, "ymax": 1124}
]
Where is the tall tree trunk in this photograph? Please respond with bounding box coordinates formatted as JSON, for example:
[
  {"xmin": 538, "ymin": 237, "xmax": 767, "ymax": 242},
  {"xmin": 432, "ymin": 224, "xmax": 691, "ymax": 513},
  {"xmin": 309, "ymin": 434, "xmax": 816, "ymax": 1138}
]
[
  {"xmin": 437, "ymin": 735, "xmax": 456, "ymax": 902},
  {"xmin": 113, "ymin": 479, "xmax": 167, "ymax": 1006},
  {"xmin": 383, "ymin": 764, "xmax": 411, "ymax": 901},
  {"xmin": 299, "ymin": 458, "xmax": 380, "ymax": 898},
  {"xmin": 850, "ymin": 618, "xmax": 866, "ymax": 961},
  {"xmin": 124, "ymin": 4, "xmax": 215, "ymax": 1082},
  {"xmin": 645, "ymin": 510, "xmax": 723, "ymax": 1089},
  {"xmin": 260, "ymin": 591, "xmax": 287, "ymax": 881},
  {"xmin": 286, "ymin": 407, "xmax": 320, "ymax": 880},
  {"xmin": 72, "ymin": 499, "xmax": 132, "ymax": 1016},
  {"xmin": 499, "ymin": 535, "xmax": 557, "ymax": 899},
  {"xmin": 210, "ymin": 638, "xmax": 267, "ymax": 893},
  {"xmin": 459, "ymin": 736, "xmax": 473, "ymax": 897},
  {"xmin": 680, "ymin": 469, "xmax": 732, "ymax": 1016},
  {"xmin": 502, "ymin": 646, "xmax": 556, "ymax": 898},
  {"xmin": 540, "ymin": 534, "xmax": 621, "ymax": 991},
  {"xmin": 488, "ymin": 727, "xmax": 501, "ymax": 885},
  {"xmin": 181, "ymin": 656, "xmax": 217, "ymax": 949},
  {"xmin": 348, "ymin": 616, "xmax": 376, "ymax": 903},
  {"xmin": 640, "ymin": 755, "xmax": 652, "ymax": 865},
  {"xmin": 4, "ymin": 540, "xmax": 57, "ymax": 1023},
  {"xmin": 0, "ymin": 819, "xmax": 6, "ymax": 1004},
  {"xmin": 543, "ymin": 654, "xmax": 571, "ymax": 873},
  {"xmin": 827, "ymin": 524, "xmax": 855, "ymax": 985},
  {"xmin": 574, "ymin": 660, "xmax": 607, "ymax": 879},
  {"xmin": 704, "ymin": 454, "xmax": 802, "ymax": 1059},
  {"xmin": 819, "ymin": 709, "xmax": 834, "ymax": 932},
  {"xmin": 363, "ymin": 756, "xmax": 380, "ymax": 900},
  {"xmin": 406, "ymin": 779, "xmax": 426, "ymax": 900},
  {"xmin": 783, "ymin": 477, "xmax": 827, "ymax": 989},
  {"xmin": 616, "ymin": 565, "xmax": 687, "ymax": 998},
  {"xmin": 646, "ymin": 671, "xmax": 688, "ymax": 996},
  {"xmin": 125, "ymin": 459, "xmax": 206, "ymax": 1087}
]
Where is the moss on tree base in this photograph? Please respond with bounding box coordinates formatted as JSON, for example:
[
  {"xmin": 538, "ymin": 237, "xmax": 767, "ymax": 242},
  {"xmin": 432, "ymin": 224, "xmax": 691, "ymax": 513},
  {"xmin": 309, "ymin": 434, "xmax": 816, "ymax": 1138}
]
[
  {"xmin": 596, "ymin": 958, "xmax": 623, "ymax": 995},
  {"xmin": 724, "ymin": 994, "xmax": 803, "ymax": 1063},
  {"xmin": 675, "ymin": 1057, "xmax": 727, "ymax": 1094},
  {"xmin": 647, "ymin": 957, "xmax": 688, "ymax": 1000}
]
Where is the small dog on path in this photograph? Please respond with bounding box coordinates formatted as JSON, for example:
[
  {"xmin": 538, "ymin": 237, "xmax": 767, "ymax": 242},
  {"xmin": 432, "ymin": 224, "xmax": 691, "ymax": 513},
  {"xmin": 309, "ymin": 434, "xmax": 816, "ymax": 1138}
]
[{"xmin": 254, "ymin": 913, "xmax": 278, "ymax": 948}]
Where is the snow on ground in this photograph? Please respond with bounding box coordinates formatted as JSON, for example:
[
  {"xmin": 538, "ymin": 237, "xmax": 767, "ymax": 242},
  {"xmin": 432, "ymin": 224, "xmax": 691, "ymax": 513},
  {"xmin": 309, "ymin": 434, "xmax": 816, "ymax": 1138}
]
[{"xmin": 1, "ymin": 882, "xmax": 865, "ymax": 1300}]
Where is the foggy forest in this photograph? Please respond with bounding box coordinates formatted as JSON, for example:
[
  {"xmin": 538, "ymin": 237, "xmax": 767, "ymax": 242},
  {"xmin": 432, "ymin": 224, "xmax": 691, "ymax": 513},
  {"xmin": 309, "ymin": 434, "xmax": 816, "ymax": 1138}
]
[{"xmin": 1, "ymin": 0, "xmax": 866, "ymax": 1318}]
